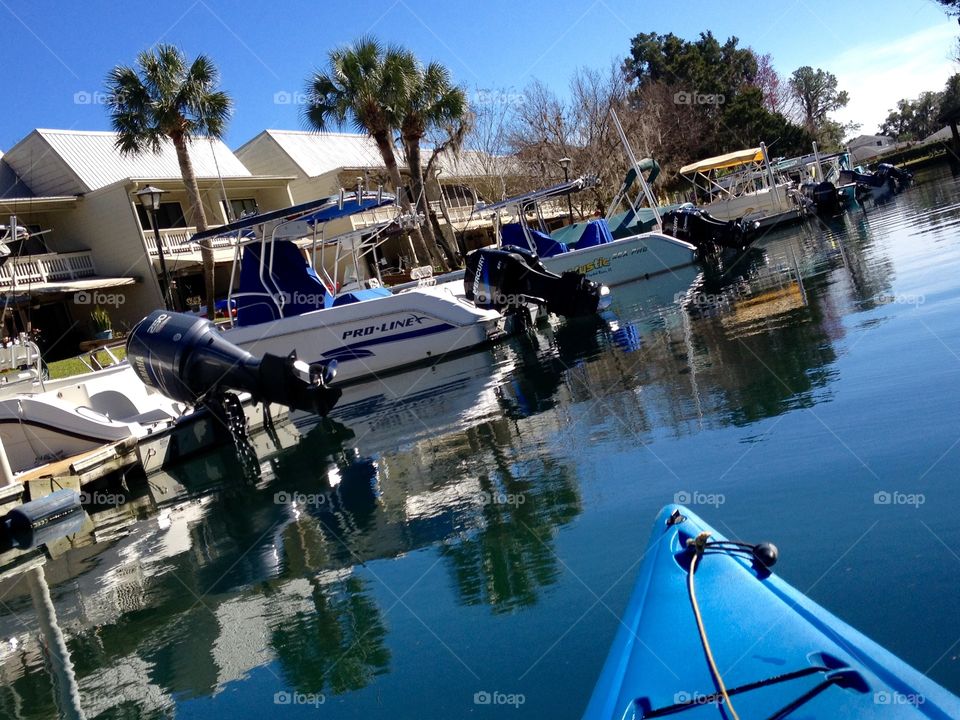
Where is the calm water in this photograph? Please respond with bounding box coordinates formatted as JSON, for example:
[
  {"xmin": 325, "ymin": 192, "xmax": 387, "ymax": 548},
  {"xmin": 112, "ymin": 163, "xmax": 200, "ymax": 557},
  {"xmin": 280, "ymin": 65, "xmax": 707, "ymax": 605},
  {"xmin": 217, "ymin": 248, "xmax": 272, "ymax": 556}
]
[{"xmin": 3, "ymin": 163, "xmax": 960, "ymax": 718}]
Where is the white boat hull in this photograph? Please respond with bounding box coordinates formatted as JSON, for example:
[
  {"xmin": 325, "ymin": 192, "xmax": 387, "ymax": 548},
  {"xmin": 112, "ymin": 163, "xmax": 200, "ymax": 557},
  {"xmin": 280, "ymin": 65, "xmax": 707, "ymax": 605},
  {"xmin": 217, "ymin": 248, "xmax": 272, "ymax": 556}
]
[
  {"xmin": 223, "ymin": 285, "xmax": 503, "ymax": 385},
  {"xmin": 0, "ymin": 364, "xmax": 184, "ymax": 475},
  {"xmin": 541, "ymin": 232, "xmax": 697, "ymax": 286}
]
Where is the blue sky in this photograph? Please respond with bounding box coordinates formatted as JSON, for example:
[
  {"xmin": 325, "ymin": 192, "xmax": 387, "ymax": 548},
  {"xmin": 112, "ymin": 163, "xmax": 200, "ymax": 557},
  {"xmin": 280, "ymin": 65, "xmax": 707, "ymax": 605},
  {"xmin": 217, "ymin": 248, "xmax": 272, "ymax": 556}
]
[{"xmin": 0, "ymin": 0, "xmax": 955, "ymax": 151}]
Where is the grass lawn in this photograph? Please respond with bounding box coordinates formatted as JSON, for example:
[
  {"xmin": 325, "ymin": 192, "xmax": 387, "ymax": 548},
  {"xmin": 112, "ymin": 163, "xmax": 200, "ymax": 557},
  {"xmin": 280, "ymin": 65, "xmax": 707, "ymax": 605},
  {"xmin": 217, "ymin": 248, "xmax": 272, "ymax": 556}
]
[{"xmin": 46, "ymin": 346, "xmax": 127, "ymax": 379}]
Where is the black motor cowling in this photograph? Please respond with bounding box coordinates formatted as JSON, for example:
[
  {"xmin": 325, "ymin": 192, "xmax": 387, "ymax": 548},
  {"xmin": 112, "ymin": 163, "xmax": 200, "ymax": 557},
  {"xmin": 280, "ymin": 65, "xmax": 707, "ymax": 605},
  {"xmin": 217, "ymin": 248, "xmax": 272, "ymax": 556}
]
[
  {"xmin": 661, "ymin": 206, "xmax": 758, "ymax": 255},
  {"xmin": 812, "ymin": 181, "xmax": 841, "ymax": 215},
  {"xmin": 464, "ymin": 246, "xmax": 603, "ymax": 318},
  {"xmin": 127, "ymin": 311, "xmax": 341, "ymax": 416}
]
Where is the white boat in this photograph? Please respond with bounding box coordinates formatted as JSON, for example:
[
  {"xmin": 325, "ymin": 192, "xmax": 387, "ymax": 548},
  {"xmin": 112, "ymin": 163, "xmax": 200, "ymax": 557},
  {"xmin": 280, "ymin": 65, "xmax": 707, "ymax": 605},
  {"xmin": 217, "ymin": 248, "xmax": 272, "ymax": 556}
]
[
  {"xmin": 0, "ymin": 310, "xmax": 340, "ymax": 478},
  {"xmin": 680, "ymin": 144, "xmax": 806, "ymax": 229},
  {"xmin": 471, "ymin": 177, "xmax": 697, "ymax": 287},
  {"xmin": 0, "ymin": 359, "xmax": 185, "ymax": 476},
  {"xmin": 193, "ymin": 191, "xmax": 597, "ymax": 386}
]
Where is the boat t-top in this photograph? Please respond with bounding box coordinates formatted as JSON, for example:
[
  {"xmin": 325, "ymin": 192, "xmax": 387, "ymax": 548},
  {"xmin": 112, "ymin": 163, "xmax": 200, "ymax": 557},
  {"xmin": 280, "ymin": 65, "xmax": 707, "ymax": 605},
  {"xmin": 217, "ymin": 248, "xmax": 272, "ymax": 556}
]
[
  {"xmin": 470, "ymin": 173, "xmax": 698, "ymax": 287},
  {"xmin": 191, "ymin": 190, "xmax": 600, "ymax": 385}
]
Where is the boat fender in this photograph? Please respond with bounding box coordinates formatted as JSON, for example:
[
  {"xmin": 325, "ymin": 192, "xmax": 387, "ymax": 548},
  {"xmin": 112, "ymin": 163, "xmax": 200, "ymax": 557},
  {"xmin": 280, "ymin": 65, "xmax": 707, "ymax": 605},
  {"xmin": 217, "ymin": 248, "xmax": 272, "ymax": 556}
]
[{"xmin": 2, "ymin": 488, "xmax": 85, "ymax": 549}]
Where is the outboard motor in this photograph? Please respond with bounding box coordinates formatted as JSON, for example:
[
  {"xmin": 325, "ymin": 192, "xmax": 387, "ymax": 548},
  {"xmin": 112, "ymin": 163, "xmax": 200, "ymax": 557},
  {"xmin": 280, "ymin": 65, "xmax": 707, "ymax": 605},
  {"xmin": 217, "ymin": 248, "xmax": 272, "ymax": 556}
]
[
  {"xmin": 811, "ymin": 181, "xmax": 841, "ymax": 216},
  {"xmin": 464, "ymin": 246, "xmax": 604, "ymax": 318},
  {"xmin": 875, "ymin": 163, "xmax": 912, "ymax": 192},
  {"xmin": 661, "ymin": 206, "xmax": 758, "ymax": 256},
  {"xmin": 127, "ymin": 311, "xmax": 341, "ymax": 416}
]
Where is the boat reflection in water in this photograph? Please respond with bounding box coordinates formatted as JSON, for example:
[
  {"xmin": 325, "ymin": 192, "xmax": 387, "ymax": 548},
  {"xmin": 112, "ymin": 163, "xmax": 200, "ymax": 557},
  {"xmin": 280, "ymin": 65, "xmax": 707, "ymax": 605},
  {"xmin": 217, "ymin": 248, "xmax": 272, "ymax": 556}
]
[{"xmin": 0, "ymin": 204, "xmax": 902, "ymax": 717}]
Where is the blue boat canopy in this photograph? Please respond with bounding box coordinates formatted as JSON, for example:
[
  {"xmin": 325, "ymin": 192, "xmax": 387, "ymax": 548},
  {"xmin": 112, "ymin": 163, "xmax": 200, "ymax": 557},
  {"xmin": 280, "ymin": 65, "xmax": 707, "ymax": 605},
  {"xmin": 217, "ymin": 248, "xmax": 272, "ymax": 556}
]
[{"xmin": 188, "ymin": 191, "xmax": 396, "ymax": 245}]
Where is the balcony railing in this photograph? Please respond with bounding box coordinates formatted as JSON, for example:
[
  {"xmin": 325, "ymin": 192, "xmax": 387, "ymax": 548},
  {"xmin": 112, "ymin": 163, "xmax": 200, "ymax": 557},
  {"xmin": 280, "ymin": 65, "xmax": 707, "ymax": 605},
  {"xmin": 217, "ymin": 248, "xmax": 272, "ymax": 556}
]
[
  {"xmin": 0, "ymin": 250, "xmax": 96, "ymax": 288},
  {"xmin": 145, "ymin": 227, "xmax": 237, "ymax": 256}
]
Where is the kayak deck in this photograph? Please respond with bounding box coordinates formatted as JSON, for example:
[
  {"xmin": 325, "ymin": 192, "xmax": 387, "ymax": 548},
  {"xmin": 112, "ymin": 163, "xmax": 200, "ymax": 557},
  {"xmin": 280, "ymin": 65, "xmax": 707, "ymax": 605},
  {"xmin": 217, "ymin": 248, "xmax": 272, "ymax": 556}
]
[{"xmin": 583, "ymin": 504, "xmax": 960, "ymax": 719}]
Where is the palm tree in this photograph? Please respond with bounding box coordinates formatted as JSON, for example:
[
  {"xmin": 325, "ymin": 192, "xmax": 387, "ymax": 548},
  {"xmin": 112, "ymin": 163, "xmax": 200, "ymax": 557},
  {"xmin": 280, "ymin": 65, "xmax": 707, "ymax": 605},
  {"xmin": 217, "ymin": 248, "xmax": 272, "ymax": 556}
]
[
  {"xmin": 399, "ymin": 58, "xmax": 469, "ymax": 267},
  {"xmin": 106, "ymin": 44, "xmax": 231, "ymax": 318},
  {"xmin": 303, "ymin": 37, "xmax": 439, "ymax": 269}
]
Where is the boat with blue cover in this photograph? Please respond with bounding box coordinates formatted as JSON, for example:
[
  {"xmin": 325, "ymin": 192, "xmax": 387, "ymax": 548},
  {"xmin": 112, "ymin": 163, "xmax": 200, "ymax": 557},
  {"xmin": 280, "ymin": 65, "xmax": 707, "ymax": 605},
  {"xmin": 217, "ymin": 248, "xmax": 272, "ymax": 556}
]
[
  {"xmin": 190, "ymin": 190, "xmax": 603, "ymax": 385},
  {"xmin": 583, "ymin": 504, "xmax": 960, "ymax": 719},
  {"xmin": 473, "ymin": 177, "xmax": 698, "ymax": 287}
]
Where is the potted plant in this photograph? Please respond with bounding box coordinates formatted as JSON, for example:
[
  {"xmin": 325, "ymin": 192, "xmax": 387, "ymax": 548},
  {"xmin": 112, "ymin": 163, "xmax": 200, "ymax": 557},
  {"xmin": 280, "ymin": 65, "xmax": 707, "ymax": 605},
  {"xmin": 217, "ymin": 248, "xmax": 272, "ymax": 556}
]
[{"xmin": 90, "ymin": 306, "xmax": 113, "ymax": 340}]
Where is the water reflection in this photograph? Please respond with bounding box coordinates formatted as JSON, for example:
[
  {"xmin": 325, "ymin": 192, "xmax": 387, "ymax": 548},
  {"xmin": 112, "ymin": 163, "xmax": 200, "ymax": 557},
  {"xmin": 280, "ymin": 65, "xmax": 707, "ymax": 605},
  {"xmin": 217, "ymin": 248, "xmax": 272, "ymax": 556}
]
[{"xmin": 1, "ymin": 166, "xmax": 949, "ymax": 717}]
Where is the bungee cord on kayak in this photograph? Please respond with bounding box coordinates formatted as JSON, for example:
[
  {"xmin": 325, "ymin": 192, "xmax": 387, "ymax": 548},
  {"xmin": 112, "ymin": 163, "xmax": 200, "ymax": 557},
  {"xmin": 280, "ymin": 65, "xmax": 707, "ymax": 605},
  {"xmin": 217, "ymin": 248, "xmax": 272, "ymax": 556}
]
[{"xmin": 687, "ymin": 531, "xmax": 742, "ymax": 720}]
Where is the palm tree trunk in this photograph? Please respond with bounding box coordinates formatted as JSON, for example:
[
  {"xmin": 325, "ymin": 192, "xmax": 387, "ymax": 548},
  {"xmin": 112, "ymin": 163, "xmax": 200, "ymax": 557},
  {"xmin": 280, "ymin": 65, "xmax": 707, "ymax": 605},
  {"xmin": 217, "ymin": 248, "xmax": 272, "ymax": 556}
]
[
  {"xmin": 435, "ymin": 188, "xmax": 466, "ymax": 261},
  {"xmin": 403, "ymin": 139, "xmax": 450, "ymax": 270},
  {"xmin": 371, "ymin": 132, "xmax": 432, "ymax": 269},
  {"xmin": 171, "ymin": 132, "xmax": 216, "ymax": 319}
]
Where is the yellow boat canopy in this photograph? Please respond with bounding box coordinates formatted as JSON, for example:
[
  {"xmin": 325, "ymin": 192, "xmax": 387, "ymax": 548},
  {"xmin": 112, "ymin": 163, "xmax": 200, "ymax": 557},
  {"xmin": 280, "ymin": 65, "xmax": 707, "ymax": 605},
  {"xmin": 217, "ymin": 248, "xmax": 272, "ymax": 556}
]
[{"xmin": 680, "ymin": 148, "xmax": 765, "ymax": 175}]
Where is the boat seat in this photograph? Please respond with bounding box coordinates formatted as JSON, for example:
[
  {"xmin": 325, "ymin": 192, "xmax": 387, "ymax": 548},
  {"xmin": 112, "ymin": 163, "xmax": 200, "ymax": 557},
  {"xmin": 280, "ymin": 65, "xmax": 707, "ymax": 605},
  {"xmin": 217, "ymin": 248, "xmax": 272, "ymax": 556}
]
[
  {"xmin": 501, "ymin": 223, "xmax": 568, "ymax": 258},
  {"xmin": 88, "ymin": 390, "xmax": 177, "ymax": 425},
  {"xmin": 88, "ymin": 389, "xmax": 141, "ymax": 420},
  {"xmin": 236, "ymin": 240, "xmax": 333, "ymax": 326},
  {"xmin": 574, "ymin": 219, "xmax": 615, "ymax": 249},
  {"xmin": 329, "ymin": 287, "xmax": 392, "ymax": 307}
]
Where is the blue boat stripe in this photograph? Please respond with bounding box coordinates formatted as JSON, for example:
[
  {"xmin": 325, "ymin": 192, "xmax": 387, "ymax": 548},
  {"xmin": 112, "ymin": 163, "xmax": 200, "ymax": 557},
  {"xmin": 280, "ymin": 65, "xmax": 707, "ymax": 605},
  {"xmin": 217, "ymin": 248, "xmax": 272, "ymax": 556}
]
[{"xmin": 322, "ymin": 322, "xmax": 456, "ymax": 360}]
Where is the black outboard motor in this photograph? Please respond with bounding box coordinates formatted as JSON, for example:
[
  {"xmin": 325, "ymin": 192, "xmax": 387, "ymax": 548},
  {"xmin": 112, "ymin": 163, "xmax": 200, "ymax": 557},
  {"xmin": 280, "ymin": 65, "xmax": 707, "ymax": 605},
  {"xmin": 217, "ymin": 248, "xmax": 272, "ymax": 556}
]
[
  {"xmin": 875, "ymin": 163, "xmax": 912, "ymax": 192},
  {"xmin": 811, "ymin": 181, "xmax": 841, "ymax": 215},
  {"xmin": 840, "ymin": 164, "xmax": 912, "ymax": 196},
  {"xmin": 127, "ymin": 311, "xmax": 341, "ymax": 416},
  {"xmin": 464, "ymin": 246, "xmax": 604, "ymax": 318},
  {"xmin": 661, "ymin": 206, "xmax": 758, "ymax": 256}
]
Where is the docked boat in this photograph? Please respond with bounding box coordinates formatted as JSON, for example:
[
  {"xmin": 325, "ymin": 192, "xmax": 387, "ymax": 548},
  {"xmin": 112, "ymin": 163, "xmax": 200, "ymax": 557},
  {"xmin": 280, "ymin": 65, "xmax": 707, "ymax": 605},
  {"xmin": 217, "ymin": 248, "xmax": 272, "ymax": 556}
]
[
  {"xmin": 554, "ymin": 112, "xmax": 760, "ymax": 261},
  {"xmin": 840, "ymin": 163, "xmax": 913, "ymax": 201},
  {"xmin": 583, "ymin": 504, "xmax": 960, "ymax": 719},
  {"xmin": 0, "ymin": 312, "xmax": 340, "ymax": 477},
  {"xmin": 776, "ymin": 143, "xmax": 858, "ymax": 215},
  {"xmin": 191, "ymin": 191, "xmax": 603, "ymax": 385},
  {"xmin": 680, "ymin": 144, "xmax": 807, "ymax": 229},
  {"xmin": 474, "ymin": 177, "xmax": 698, "ymax": 286}
]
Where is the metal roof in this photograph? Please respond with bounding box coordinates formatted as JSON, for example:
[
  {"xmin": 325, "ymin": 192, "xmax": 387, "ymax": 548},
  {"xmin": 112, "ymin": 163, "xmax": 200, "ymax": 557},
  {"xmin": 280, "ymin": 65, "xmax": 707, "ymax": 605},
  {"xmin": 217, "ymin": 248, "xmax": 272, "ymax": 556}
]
[
  {"xmin": 0, "ymin": 156, "xmax": 33, "ymax": 199},
  {"xmin": 433, "ymin": 150, "xmax": 523, "ymax": 180},
  {"xmin": 262, "ymin": 130, "xmax": 389, "ymax": 178},
  {"xmin": 31, "ymin": 129, "xmax": 251, "ymax": 192}
]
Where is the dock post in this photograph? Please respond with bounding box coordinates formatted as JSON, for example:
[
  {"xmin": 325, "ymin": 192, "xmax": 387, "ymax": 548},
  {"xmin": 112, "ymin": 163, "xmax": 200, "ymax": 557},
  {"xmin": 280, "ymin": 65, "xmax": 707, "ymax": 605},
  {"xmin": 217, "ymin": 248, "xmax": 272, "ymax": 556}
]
[{"xmin": 0, "ymin": 436, "xmax": 15, "ymax": 487}]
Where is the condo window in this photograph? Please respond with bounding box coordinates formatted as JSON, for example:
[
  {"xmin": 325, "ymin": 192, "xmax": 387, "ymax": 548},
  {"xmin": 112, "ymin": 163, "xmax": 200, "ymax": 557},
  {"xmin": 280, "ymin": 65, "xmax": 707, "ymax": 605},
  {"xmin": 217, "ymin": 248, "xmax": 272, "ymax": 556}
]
[
  {"xmin": 136, "ymin": 202, "xmax": 188, "ymax": 230},
  {"xmin": 230, "ymin": 198, "xmax": 259, "ymax": 219}
]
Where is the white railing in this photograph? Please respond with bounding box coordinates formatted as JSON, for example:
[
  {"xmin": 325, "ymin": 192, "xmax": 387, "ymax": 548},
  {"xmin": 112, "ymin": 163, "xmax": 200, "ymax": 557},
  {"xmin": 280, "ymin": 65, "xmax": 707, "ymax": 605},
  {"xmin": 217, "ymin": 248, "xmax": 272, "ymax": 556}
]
[
  {"xmin": 0, "ymin": 250, "xmax": 96, "ymax": 287},
  {"xmin": 145, "ymin": 227, "xmax": 237, "ymax": 256}
]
